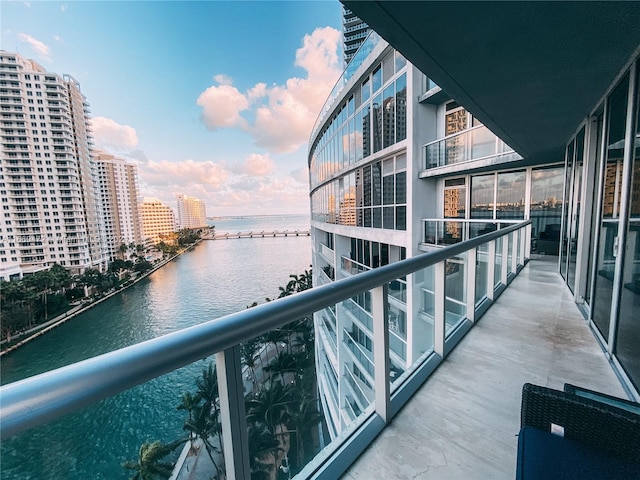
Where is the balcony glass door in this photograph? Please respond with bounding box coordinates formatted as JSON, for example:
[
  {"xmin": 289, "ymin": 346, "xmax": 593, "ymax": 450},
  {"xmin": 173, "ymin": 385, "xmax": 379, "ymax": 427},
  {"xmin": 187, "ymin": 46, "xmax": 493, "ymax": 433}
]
[
  {"xmin": 592, "ymin": 74, "xmax": 630, "ymax": 342},
  {"xmin": 566, "ymin": 128, "xmax": 585, "ymax": 292},
  {"xmin": 615, "ymin": 66, "xmax": 640, "ymax": 389}
]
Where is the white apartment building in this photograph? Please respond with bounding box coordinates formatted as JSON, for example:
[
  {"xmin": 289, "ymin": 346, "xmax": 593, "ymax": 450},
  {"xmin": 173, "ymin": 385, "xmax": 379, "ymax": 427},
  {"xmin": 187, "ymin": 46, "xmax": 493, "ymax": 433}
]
[
  {"xmin": 176, "ymin": 194, "xmax": 207, "ymax": 229},
  {"xmin": 95, "ymin": 151, "xmax": 143, "ymax": 261},
  {"xmin": 0, "ymin": 51, "xmax": 107, "ymax": 281},
  {"xmin": 140, "ymin": 197, "xmax": 176, "ymax": 245}
]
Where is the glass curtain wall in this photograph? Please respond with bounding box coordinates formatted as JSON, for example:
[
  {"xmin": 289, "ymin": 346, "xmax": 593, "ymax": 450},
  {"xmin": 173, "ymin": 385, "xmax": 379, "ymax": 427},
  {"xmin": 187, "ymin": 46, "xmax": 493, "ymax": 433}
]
[
  {"xmin": 616, "ymin": 65, "xmax": 640, "ymax": 389},
  {"xmin": 592, "ymin": 73, "xmax": 630, "ymax": 342},
  {"xmin": 530, "ymin": 166, "xmax": 564, "ymax": 255}
]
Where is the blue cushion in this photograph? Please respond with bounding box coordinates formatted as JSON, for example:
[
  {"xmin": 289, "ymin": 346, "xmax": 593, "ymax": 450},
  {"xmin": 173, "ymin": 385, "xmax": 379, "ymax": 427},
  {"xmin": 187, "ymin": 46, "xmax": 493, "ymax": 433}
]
[{"xmin": 516, "ymin": 426, "xmax": 640, "ymax": 479}]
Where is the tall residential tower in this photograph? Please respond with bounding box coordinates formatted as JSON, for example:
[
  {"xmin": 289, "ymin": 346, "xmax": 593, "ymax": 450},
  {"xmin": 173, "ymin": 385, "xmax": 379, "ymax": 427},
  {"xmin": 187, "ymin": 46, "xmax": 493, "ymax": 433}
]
[
  {"xmin": 0, "ymin": 52, "xmax": 107, "ymax": 280},
  {"xmin": 176, "ymin": 194, "xmax": 207, "ymax": 229}
]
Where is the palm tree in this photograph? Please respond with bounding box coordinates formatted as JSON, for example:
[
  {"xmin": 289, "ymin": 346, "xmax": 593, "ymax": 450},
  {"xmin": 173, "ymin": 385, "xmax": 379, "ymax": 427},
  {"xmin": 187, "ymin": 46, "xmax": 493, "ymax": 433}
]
[
  {"xmin": 247, "ymin": 422, "xmax": 282, "ymax": 480},
  {"xmin": 287, "ymin": 397, "xmax": 322, "ymax": 470},
  {"xmin": 263, "ymin": 351, "xmax": 298, "ymax": 385},
  {"xmin": 183, "ymin": 402, "xmax": 223, "ymax": 479},
  {"xmin": 122, "ymin": 439, "xmax": 185, "ymax": 480},
  {"xmin": 241, "ymin": 339, "xmax": 261, "ymax": 390},
  {"xmin": 246, "ymin": 382, "xmax": 294, "ymax": 436},
  {"xmin": 176, "ymin": 392, "xmax": 200, "ymax": 444}
]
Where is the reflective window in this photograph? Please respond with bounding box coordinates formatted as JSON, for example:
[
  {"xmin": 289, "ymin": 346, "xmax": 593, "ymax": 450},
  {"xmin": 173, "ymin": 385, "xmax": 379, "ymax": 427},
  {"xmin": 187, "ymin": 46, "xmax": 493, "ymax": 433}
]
[
  {"xmin": 530, "ymin": 166, "xmax": 564, "ymax": 255},
  {"xmin": 470, "ymin": 174, "xmax": 495, "ymax": 218},
  {"xmin": 496, "ymin": 171, "xmax": 526, "ymax": 219},
  {"xmin": 617, "ymin": 64, "xmax": 640, "ymax": 389},
  {"xmin": 396, "ymin": 73, "xmax": 407, "ymax": 142}
]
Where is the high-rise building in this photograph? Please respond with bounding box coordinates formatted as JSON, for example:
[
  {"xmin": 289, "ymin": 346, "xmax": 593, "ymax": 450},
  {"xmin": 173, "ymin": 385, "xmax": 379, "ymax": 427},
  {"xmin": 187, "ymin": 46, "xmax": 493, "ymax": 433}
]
[
  {"xmin": 95, "ymin": 151, "xmax": 142, "ymax": 260},
  {"xmin": 176, "ymin": 194, "xmax": 207, "ymax": 230},
  {"xmin": 342, "ymin": 6, "xmax": 370, "ymax": 67},
  {"xmin": 140, "ymin": 197, "xmax": 176, "ymax": 245},
  {"xmin": 0, "ymin": 51, "xmax": 107, "ymax": 281}
]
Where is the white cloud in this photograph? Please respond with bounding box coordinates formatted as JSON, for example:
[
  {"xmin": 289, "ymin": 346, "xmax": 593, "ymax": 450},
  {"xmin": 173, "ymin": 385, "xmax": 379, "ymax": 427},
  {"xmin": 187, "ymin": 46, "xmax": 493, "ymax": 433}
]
[
  {"xmin": 17, "ymin": 33, "xmax": 51, "ymax": 61},
  {"xmin": 197, "ymin": 82, "xmax": 249, "ymax": 130},
  {"xmin": 196, "ymin": 26, "xmax": 341, "ymax": 154},
  {"xmin": 231, "ymin": 153, "xmax": 275, "ymax": 177},
  {"xmin": 60, "ymin": 4, "xmax": 67, "ymax": 12},
  {"xmin": 53, "ymin": 35, "xmax": 62, "ymax": 42},
  {"xmin": 92, "ymin": 117, "xmax": 139, "ymax": 151},
  {"xmin": 140, "ymin": 159, "xmax": 229, "ymax": 189},
  {"xmin": 213, "ymin": 74, "xmax": 233, "ymax": 86}
]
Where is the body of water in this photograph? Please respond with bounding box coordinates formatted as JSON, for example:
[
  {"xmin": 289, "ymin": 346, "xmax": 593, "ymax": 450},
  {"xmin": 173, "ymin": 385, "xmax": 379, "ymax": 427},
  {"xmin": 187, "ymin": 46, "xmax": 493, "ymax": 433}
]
[{"xmin": 1, "ymin": 215, "xmax": 311, "ymax": 480}]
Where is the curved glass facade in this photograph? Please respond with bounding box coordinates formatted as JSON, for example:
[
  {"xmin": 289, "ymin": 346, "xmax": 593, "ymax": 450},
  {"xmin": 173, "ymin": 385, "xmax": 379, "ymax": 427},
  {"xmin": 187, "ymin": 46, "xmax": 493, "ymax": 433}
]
[{"xmin": 309, "ymin": 49, "xmax": 407, "ymax": 231}]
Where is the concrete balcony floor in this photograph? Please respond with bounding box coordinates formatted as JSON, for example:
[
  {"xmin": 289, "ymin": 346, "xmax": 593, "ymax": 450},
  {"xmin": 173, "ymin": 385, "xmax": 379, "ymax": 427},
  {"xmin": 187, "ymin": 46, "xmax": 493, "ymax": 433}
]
[{"xmin": 343, "ymin": 257, "xmax": 627, "ymax": 479}]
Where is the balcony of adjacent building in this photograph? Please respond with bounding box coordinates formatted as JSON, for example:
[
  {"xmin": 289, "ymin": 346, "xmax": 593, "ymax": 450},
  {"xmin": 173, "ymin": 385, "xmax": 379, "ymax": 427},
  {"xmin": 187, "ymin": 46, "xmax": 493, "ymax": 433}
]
[{"xmin": 420, "ymin": 124, "xmax": 523, "ymax": 178}]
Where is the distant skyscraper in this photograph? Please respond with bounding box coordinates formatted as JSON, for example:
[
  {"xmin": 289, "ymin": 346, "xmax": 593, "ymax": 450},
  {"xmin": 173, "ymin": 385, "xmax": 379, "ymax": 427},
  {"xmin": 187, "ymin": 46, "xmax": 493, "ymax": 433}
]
[
  {"xmin": 0, "ymin": 51, "xmax": 107, "ymax": 280},
  {"xmin": 342, "ymin": 6, "xmax": 370, "ymax": 67},
  {"xmin": 95, "ymin": 151, "xmax": 142, "ymax": 260},
  {"xmin": 140, "ymin": 197, "xmax": 176, "ymax": 245},
  {"xmin": 176, "ymin": 194, "xmax": 207, "ymax": 229}
]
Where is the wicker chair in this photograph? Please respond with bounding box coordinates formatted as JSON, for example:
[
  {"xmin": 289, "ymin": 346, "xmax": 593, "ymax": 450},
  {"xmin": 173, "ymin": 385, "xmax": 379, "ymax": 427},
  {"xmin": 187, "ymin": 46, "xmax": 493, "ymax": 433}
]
[{"xmin": 517, "ymin": 383, "xmax": 640, "ymax": 479}]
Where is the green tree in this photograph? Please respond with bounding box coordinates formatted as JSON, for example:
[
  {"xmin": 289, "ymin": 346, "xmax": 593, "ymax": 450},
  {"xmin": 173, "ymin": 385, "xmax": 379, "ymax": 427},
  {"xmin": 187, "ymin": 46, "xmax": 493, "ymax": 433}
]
[{"xmin": 122, "ymin": 439, "xmax": 185, "ymax": 480}]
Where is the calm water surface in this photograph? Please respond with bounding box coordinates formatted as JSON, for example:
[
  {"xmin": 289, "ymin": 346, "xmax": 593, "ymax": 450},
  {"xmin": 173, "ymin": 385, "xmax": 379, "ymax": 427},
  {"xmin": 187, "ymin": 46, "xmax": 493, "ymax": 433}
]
[{"xmin": 1, "ymin": 215, "xmax": 311, "ymax": 480}]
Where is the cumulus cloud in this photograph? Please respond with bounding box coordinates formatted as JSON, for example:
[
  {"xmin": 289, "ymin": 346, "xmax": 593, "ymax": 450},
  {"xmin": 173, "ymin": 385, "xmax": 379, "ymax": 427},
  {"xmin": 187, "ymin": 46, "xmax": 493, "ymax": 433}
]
[
  {"xmin": 213, "ymin": 74, "xmax": 233, "ymax": 86},
  {"xmin": 196, "ymin": 26, "xmax": 341, "ymax": 154},
  {"xmin": 140, "ymin": 159, "xmax": 228, "ymax": 188},
  {"xmin": 92, "ymin": 116, "xmax": 139, "ymax": 150},
  {"xmin": 231, "ymin": 153, "xmax": 275, "ymax": 177},
  {"xmin": 17, "ymin": 33, "xmax": 51, "ymax": 61},
  {"xmin": 197, "ymin": 81, "xmax": 249, "ymax": 130}
]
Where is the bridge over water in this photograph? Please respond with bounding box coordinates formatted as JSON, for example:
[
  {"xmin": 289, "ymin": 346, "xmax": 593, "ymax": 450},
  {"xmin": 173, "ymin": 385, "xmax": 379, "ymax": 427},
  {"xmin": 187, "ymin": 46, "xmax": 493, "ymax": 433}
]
[{"xmin": 204, "ymin": 230, "xmax": 310, "ymax": 240}]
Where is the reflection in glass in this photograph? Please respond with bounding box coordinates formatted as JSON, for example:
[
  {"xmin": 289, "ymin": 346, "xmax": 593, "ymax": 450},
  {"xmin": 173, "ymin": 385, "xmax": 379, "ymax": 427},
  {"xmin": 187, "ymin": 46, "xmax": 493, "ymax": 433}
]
[
  {"xmin": 476, "ymin": 244, "xmax": 489, "ymax": 305},
  {"xmin": 383, "ymin": 84, "xmax": 395, "ymax": 148},
  {"xmin": 496, "ymin": 171, "xmax": 526, "ymax": 219},
  {"xmin": 372, "ymin": 94, "xmax": 383, "ymax": 153},
  {"xmin": 471, "ymin": 174, "xmax": 495, "ymax": 218},
  {"xmin": 593, "ymin": 73, "xmax": 629, "ymax": 342},
  {"xmin": 494, "ymin": 236, "xmax": 503, "ymax": 288},
  {"xmin": 396, "ymin": 74, "xmax": 407, "ymax": 142},
  {"xmin": 530, "ymin": 166, "xmax": 564, "ymax": 255},
  {"xmin": 616, "ymin": 68, "xmax": 640, "ymax": 390}
]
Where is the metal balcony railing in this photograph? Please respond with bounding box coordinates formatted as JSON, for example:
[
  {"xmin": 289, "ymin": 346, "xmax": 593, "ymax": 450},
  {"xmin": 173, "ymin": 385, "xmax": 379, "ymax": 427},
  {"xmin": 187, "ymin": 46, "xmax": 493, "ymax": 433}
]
[
  {"xmin": 1, "ymin": 220, "xmax": 530, "ymax": 480},
  {"xmin": 423, "ymin": 125, "xmax": 521, "ymax": 170}
]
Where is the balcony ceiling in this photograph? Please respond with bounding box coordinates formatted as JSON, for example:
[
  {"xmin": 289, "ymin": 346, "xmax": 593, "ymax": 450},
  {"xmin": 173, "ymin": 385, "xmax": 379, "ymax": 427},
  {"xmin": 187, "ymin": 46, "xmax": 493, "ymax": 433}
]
[{"xmin": 342, "ymin": 1, "xmax": 640, "ymax": 165}]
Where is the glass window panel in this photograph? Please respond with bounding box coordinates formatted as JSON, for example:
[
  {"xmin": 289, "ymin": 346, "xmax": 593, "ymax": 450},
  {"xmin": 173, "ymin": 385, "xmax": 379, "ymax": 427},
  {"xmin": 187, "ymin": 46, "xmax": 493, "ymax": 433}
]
[
  {"xmin": 372, "ymin": 162, "xmax": 382, "ymax": 206},
  {"xmin": 471, "ymin": 174, "xmax": 495, "ymax": 218},
  {"xmin": 383, "ymin": 84, "xmax": 395, "ymax": 149},
  {"xmin": 373, "ymin": 207, "xmax": 382, "ymax": 228},
  {"xmin": 348, "ymin": 95, "xmax": 355, "ymax": 118},
  {"xmin": 395, "ymin": 73, "xmax": 407, "ymax": 142},
  {"xmin": 593, "ymin": 73, "xmax": 630, "ymax": 342},
  {"xmin": 362, "ymin": 77, "xmax": 371, "ymax": 103},
  {"xmin": 372, "ymin": 94, "xmax": 383, "ymax": 153},
  {"xmin": 363, "ymin": 165, "xmax": 372, "ymax": 207},
  {"xmin": 395, "ymin": 206, "xmax": 406, "ymax": 230},
  {"xmin": 372, "ymin": 66, "xmax": 382, "ymax": 93},
  {"xmin": 616, "ymin": 66, "xmax": 640, "ymax": 389},
  {"xmin": 395, "ymin": 171, "xmax": 406, "ymax": 204},
  {"xmin": 445, "ymin": 254, "xmax": 467, "ymax": 337},
  {"xmin": 496, "ymin": 171, "xmax": 526, "ymax": 219},
  {"xmin": 530, "ymin": 166, "xmax": 564, "ymax": 253},
  {"xmin": 395, "ymin": 51, "xmax": 407, "ymax": 72},
  {"xmin": 355, "ymin": 109, "xmax": 364, "ymax": 162},
  {"xmin": 475, "ymin": 244, "xmax": 489, "ymax": 305},
  {"xmin": 362, "ymin": 103, "xmax": 371, "ymax": 158},
  {"xmin": 382, "ymin": 52, "xmax": 394, "ymax": 84},
  {"xmin": 383, "ymin": 206, "xmax": 394, "ymax": 229},
  {"xmin": 443, "ymin": 187, "xmax": 466, "ymax": 218},
  {"xmin": 382, "ymin": 175, "xmax": 394, "ymax": 205}
]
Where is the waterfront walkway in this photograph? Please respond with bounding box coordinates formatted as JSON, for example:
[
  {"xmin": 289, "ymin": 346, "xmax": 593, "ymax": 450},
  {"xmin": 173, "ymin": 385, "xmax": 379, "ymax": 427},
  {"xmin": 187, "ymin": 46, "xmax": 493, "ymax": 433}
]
[{"xmin": 344, "ymin": 257, "xmax": 627, "ymax": 479}]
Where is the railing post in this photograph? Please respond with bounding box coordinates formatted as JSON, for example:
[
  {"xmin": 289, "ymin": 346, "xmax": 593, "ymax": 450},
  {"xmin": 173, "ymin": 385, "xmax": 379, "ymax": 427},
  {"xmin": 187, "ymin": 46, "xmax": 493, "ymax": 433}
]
[
  {"xmin": 466, "ymin": 248, "xmax": 476, "ymax": 322},
  {"xmin": 434, "ymin": 261, "xmax": 445, "ymax": 356},
  {"xmin": 487, "ymin": 240, "xmax": 496, "ymax": 301},
  {"xmin": 372, "ymin": 285, "xmax": 390, "ymax": 422},
  {"xmin": 216, "ymin": 346, "xmax": 250, "ymax": 480}
]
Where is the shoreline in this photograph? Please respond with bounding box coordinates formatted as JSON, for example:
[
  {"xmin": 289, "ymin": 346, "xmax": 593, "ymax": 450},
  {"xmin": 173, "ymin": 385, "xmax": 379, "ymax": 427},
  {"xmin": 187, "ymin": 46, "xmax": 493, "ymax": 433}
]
[{"xmin": 0, "ymin": 241, "xmax": 200, "ymax": 357}]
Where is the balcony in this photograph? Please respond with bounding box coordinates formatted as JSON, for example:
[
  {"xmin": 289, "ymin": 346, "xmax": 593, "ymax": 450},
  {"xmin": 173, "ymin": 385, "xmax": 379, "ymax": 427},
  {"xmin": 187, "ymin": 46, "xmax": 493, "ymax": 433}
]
[
  {"xmin": 421, "ymin": 125, "xmax": 522, "ymax": 177},
  {"xmin": 344, "ymin": 258, "xmax": 626, "ymax": 479},
  {"xmin": 0, "ymin": 222, "xmax": 629, "ymax": 480}
]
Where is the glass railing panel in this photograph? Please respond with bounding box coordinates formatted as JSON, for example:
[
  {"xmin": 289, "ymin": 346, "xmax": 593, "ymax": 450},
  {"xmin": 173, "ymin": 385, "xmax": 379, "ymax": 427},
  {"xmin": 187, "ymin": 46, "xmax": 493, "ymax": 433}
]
[
  {"xmin": 389, "ymin": 278, "xmax": 407, "ymax": 303},
  {"xmin": 445, "ymin": 253, "xmax": 467, "ymax": 337},
  {"xmin": 475, "ymin": 243, "xmax": 489, "ymax": 305},
  {"xmin": 494, "ymin": 236, "xmax": 503, "ymax": 288},
  {"xmin": 469, "ymin": 221, "xmax": 498, "ymax": 239},
  {"xmin": 341, "ymin": 256, "xmax": 370, "ymax": 275},
  {"xmin": 342, "ymin": 295, "xmax": 373, "ymax": 331},
  {"xmin": 2, "ymin": 360, "xmax": 228, "ymax": 480}
]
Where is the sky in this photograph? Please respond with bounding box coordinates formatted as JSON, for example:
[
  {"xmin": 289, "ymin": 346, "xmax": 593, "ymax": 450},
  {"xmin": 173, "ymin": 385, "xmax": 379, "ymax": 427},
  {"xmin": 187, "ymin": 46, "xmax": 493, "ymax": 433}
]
[{"xmin": 1, "ymin": 0, "xmax": 343, "ymax": 216}]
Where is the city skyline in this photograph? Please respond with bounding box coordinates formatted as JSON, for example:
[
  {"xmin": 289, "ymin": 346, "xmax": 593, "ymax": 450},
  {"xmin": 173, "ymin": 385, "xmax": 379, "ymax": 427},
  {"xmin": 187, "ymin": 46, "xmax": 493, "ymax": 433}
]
[{"xmin": 2, "ymin": 1, "xmax": 343, "ymax": 215}]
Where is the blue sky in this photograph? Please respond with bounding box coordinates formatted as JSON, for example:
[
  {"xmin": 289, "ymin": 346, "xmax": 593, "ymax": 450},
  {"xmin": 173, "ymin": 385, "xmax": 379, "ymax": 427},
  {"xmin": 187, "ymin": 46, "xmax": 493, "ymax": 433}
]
[{"xmin": 1, "ymin": 0, "xmax": 343, "ymax": 215}]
